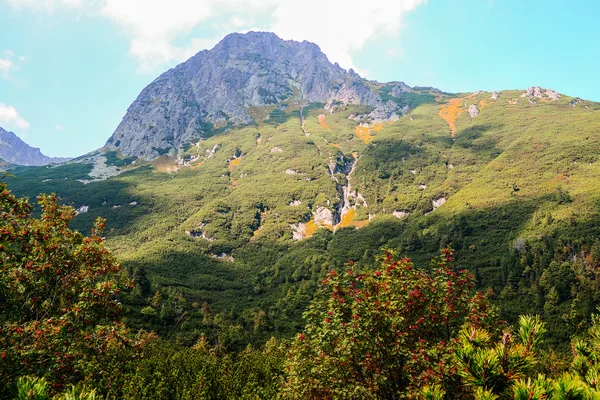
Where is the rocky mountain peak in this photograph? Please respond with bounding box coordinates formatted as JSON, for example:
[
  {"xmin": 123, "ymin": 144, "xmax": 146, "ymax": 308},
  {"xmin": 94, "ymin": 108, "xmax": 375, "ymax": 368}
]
[
  {"xmin": 0, "ymin": 127, "xmax": 70, "ymax": 166},
  {"xmin": 106, "ymin": 31, "xmax": 412, "ymax": 160}
]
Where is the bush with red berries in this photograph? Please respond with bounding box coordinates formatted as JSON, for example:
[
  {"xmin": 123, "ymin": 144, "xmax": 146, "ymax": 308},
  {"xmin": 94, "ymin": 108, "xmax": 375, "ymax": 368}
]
[
  {"xmin": 282, "ymin": 248, "xmax": 496, "ymax": 399},
  {"xmin": 0, "ymin": 182, "xmax": 144, "ymax": 396}
]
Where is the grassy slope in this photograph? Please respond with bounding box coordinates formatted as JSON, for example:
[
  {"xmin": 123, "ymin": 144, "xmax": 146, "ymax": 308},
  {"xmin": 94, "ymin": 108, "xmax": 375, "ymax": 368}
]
[{"xmin": 6, "ymin": 89, "xmax": 600, "ymax": 344}]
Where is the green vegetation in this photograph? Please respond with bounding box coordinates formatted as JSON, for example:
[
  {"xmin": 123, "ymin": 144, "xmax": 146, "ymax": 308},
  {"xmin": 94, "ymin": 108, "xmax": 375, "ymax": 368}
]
[
  {"xmin": 6, "ymin": 197, "xmax": 600, "ymax": 399},
  {"xmin": 104, "ymin": 151, "xmax": 136, "ymax": 167},
  {"xmin": 379, "ymin": 85, "xmax": 438, "ymax": 108},
  {"xmin": 4, "ymin": 91, "xmax": 600, "ymax": 371},
  {"xmin": 282, "ymin": 249, "xmax": 494, "ymax": 398},
  {"xmin": 0, "ymin": 182, "xmax": 146, "ymax": 398}
]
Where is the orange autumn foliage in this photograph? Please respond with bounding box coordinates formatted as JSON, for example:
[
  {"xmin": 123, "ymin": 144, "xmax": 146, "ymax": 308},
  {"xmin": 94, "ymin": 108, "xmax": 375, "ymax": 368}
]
[
  {"xmin": 228, "ymin": 158, "xmax": 241, "ymax": 171},
  {"xmin": 317, "ymin": 114, "xmax": 329, "ymax": 129},
  {"xmin": 372, "ymin": 123, "xmax": 384, "ymax": 132},
  {"xmin": 303, "ymin": 220, "xmax": 319, "ymax": 237},
  {"xmin": 336, "ymin": 208, "xmax": 369, "ymax": 229},
  {"xmin": 355, "ymin": 125, "xmax": 374, "ymax": 144},
  {"xmin": 438, "ymin": 98, "xmax": 465, "ymax": 136}
]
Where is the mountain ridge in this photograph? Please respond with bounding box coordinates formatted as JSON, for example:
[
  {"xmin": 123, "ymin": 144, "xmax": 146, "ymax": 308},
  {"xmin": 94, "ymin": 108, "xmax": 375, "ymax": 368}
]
[
  {"xmin": 106, "ymin": 31, "xmax": 413, "ymax": 160},
  {"xmin": 5, "ymin": 30, "xmax": 600, "ymax": 348},
  {"xmin": 0, "ymin": 127, "xmax": 71, "ymax": 166}
]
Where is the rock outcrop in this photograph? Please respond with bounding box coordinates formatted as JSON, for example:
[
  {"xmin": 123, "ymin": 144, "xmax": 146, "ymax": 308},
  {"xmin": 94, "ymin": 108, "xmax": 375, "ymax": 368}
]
[
  {"xmin": 106, "ymin": 31, "xmax": 412, "ymax": 160},
  {"xmin": 468, "ymin": 104, "xmax": 480, "ymax": 118},
  {"xmin": 314, "ymin": 206, "xmax": 334, "ymax": 226},
  {"xmin": 570, "ymin": 98, "xmax": 583, "ymax": 107},
  {"xmin": 0, "ymin": 127, "xmax": 70, "ymax": 166},
  {"xmin": 491, "ymin": 91, "xmax": 499, "ymax": 100},
  {"xmin": 392, "ymin": 210, "xmax": 409, "ymax": 219},
  {"xmin": 432, "ymin": 197, "xmax": 446, "ymax": 209},
  {"xmin": 545, "ymin": 89, "xmax": 560, "ymax": 100},
  {"xmin": 521, "ymin": 86, "xmax": 560, "ymax": 101}
]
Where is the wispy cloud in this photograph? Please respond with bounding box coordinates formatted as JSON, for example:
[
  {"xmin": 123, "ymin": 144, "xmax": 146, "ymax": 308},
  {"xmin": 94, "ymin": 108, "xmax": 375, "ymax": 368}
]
[
  {"xmin": 6, "ymin": 0, "xmax": 428, "ymax": 73},
  {"xmin": 0, "ymin": 104, "xmax": 31, "ymax": 134},
  {"xmin": 0, "ymin": 49, "xmax": 27, "ymax": 79},
  {"xmin": 0, "ymin": 58, "xmax": 15, "ymax": 78},
  {"xmin": 6, "ymin": 0, "xmax": 82, "ymax": 12},
  {"xmin": 55, "ymin": 123, "xmax": 65, "ymax": 132}
]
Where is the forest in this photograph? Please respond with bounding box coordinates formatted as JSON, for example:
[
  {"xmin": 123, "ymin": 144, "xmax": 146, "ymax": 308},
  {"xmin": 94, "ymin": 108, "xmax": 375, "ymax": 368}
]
[{"xmin": 3, "ymin": 181, "xmax": 600, "ymax": 400}]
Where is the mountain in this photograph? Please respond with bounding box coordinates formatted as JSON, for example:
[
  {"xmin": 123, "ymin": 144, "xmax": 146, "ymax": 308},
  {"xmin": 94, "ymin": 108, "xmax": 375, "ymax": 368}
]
[
  {"xmin": 5, "ymin": 31, "xmax": 600, "ymax": 345},
  {"xmin": 106, "ymin": 31, "xmax": 411, "ymax": 160},
  {"xmin": 0, "ymin": 127, "xmax": 71, "ymax": 166}
]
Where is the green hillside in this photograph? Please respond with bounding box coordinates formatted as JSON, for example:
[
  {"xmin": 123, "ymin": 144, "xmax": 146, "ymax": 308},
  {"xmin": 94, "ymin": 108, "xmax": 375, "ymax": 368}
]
[{"xmin": 5, "ymin": 89, "xmax": 600, "ymax": 345}]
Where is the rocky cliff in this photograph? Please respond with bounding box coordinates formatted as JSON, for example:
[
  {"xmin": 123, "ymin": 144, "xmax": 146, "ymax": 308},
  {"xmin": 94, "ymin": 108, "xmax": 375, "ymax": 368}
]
[
  {"xmin": 106, "ymin": 31, "xmax": 412, "ymax": 160},
  {"xmin": 0, "ymin": 127, "xmax": 70, "ymax": 166}
]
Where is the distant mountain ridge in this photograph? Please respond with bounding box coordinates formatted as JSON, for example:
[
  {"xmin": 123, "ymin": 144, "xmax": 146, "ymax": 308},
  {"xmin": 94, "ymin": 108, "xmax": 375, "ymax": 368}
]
[
  {"xmin": 0, "ymin": 127, "xmax": 70, "ymax": 166},
  {"xmin": 106, "ymin": 31, "xmax": 412, "ymax": 160}
]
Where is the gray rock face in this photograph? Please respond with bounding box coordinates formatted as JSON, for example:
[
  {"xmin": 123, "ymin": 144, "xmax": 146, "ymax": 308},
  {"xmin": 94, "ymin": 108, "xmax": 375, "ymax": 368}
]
[
  {"xmin": 314, "ymin": 206, "xmax": 334, "ymax": 226},
  {"xmin": 390, "ymin": 82, "xmax": 412, "ymax": 96},
  {"xmin": 545, "ymin": 89, "xmax": 560, "ymax": 100},
  {"xmin": 491, "ymin": 91, "xmax": 499, "ymax": 100},
  {"xmin": 520, "ymin": 86, "xmax": 560, "ymax": 101},
  {"xmin": 107, "ymin": 31, "xmax": 412, "ymax": 160},
  {"xmin": 570, "ymin": 98, "xmax": 583, "ymax": 107},
  {"xmin": 468, "ymin": 104, "xmax": 480, "ymax": 117},
  {"xmin": 0, "ymin": 127, "xmax": 70, "ymax": 166}
]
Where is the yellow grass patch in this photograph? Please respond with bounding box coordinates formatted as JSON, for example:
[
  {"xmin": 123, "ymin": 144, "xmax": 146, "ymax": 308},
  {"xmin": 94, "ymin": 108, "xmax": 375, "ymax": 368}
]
[
  {"xmin": 438, "ymin": 98, "xmax": 465, "ymax": 136},
  {"xmin": 372, "ymin": 123, "xmax": 384, "ymax": 132},
  {"xmin": 304, "ymin": 220, "xmax": 319, "ymax": 237},
  {"xmin": 479, "ymin": 98, "xmax": 493, "ymax": 110},
  {"xmin": 228, "ymin": 158, "xmax": 241, "ymax": 171},
  {"xmin": 355, "ymin": 125, "xmax": 374, "ymax": 144},
  {"xmin": 335, "ymin": 208, "xmax": 370, "ymax": 230},
  {"xmin": 328, "ymin": 143, "xmax": 340, "ymax": 148},
  {"xmin": 317, "ymin": 114, "xmax": 329, "ymax": 129}
]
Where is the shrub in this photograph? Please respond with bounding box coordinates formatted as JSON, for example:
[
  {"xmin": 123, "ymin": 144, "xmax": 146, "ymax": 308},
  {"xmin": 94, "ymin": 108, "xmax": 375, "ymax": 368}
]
[
  {"xmin": 0, "ymin": 182, "xmax": 145, "ymax": 396},
  {"xmin": 282, "ymin": 249, "xmax": 495, "ymax": 399}
]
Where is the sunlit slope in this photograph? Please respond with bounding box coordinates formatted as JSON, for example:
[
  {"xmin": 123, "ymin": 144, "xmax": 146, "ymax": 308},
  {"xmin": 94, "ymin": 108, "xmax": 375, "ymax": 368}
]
[{"xmin": 5, "ymin": 89, "xmax": 600, "ymax": 337}]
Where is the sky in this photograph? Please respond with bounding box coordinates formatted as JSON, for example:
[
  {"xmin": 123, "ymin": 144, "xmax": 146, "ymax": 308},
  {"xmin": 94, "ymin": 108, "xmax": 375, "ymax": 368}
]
[{"xmin": 0, "ymin": 0, "xmax": 599, "ymax": 157}]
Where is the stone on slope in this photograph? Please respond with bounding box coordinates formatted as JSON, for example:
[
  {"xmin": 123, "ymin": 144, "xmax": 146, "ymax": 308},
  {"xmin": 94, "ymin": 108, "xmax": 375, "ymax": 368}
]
[{"xmin": 469, "ymin": 104, "xmax": 480, "ymax": 117}]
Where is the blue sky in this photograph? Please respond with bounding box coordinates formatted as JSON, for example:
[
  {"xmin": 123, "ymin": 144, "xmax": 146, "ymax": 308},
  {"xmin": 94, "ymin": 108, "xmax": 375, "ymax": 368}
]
[{"xmin": 1, "ymin": 0, "xmax": 599, "ymax": 157}]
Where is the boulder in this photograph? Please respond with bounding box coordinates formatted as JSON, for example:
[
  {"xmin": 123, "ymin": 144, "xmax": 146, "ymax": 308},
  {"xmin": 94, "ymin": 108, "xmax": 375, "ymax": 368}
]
[
  {"xmin": 432, "ymin": 197, "xmax": 446, "ymax": 209},
  {"xmin": 545, "ymin": 89, "xmax": 560, "ymax": 100},
  {"xmin": 468, "ymin": 104, "xmax": 480, "ymax": 118},
  {"xmin": 570, "ymin": 98, "xmax": 583, "ymax": 107},
  {"xmin": 314, "ymin": 206, "xmax": 334, "ymax": 226},
  {"xmin": 392, "ymin": 211, "xmax": 409, "ymax": 219}
]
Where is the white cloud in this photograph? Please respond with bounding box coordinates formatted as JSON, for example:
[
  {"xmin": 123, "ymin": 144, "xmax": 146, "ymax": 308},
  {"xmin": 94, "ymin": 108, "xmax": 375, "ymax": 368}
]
[
  {"xmin": 0, "ymin": 104, "xmax": 30, "ymax": 132},
  {"xmin": 0, "ymin": 58, "xmax": 15, "ymax": 77},
  {"xmin": 7, "ymin": 0, "xmax": 427, "ymax": 72},
  {"xmin": 0, "ymin": 49, "xmax": 27, "ymax": 79},
  {"xmin": 270, "ymin": 0, "xmax": 426, "ymax": 71},
  {"xmin": 55, "ymin": 123, "xmax": 65, "ymax": 132},
  {"xmin": 6, "ymin": 0, "xmax": 82, "ymax": 11},
  {"xmin": 98, "ymin": 0, "xmax": 427, "ymax": 72},
  {"xmin": 99, "ymin": 0, "xmax": 276, "ymax": 70}
]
